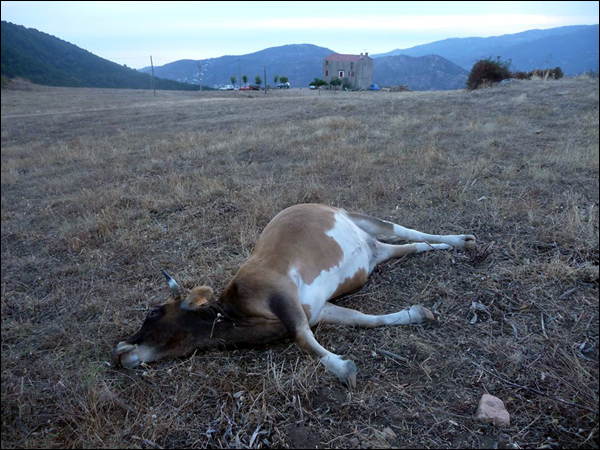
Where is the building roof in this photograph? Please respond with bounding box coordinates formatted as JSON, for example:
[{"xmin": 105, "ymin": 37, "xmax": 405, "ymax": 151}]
[{"xmin": 324, "ymin": 53, "xmax": 368, "ymax": 62}]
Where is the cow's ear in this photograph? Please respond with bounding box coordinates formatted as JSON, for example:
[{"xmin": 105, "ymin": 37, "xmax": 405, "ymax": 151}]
[{"xmin": 181, "ymin": 286, "xmax": 214, "ymax": 310}]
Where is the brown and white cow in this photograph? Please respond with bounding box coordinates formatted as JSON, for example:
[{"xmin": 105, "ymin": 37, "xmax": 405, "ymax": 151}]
[{"xmin": 113, "ymin": 203, "xmax": 475, "ymax": 388}]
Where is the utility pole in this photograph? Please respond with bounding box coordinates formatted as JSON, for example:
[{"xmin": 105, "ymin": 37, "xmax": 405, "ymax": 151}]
[
  {"xmin": 197, "ymin": 61, "xmax": 202, "ymax": 91},
  {"xmin": 264, "ymin": 66, "xmax": 267, "ymax": 94},
  {"xmin": 360, "ymin": 53, "xmax": 364, "ymax": 90},
  {"xmin": 238, "ymin": 59, "xmax": 242, "ymax": 89},
  {"xmin": 150, "ymin": 55, "xmax": 156, "ymax": 97}
]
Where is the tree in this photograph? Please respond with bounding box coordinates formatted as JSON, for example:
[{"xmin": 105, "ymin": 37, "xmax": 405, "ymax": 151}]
[
  {"xmin": 230, "ymin": 76, "xmax": 236, "ymax": 87},
  {"xmin": 329, "ymin": 77, "xmax": 343, "ymax": 89},
  {"xmin": 279, "ymin": 76, "xmax": 288, "ymax": 84},
  {"xmin": 310, "ymin": 78, "xmax": 328, "ymax": 88},
  {"xmin": 242, "ymin": 75, "xmax": 248, "ymax": 86},
  {"xmin": 309, "ymin": 78, "xmax": 328, "ymax": 94},
  {"xmin": 273, "ymin": 75, "xmax": 279, "ymax": 84},
  {"xmin": 255, "ymin": 75, "xmax": 262, "ymax": 85}
]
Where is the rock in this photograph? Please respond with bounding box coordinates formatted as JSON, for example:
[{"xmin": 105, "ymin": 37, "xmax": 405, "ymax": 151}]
[
  {"xmin": 476, "ymin": 394, "xmax": 510, "ymax": 427},
  {"xmin": 383, "ymin": 427, "xmax": 397, "ymax": 439},
  {"xmin": 348, "ymin": 437, "xmax": 360, "ymax": 447}
]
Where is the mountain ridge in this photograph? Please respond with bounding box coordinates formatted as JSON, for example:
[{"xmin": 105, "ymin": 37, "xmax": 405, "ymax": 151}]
[
  {"xmin": 2, "ymin": 20, "xmax": 598, "ymax": 92},
  {"xmin": 1, "ymin": 21, "xmax": 199, "ymax": 90},
  {"xmin": 372, "ymin": 24, "xmax": 599, "ymax": 75}
]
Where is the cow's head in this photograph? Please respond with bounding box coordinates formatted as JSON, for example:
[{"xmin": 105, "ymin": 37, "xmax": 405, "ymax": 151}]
[{"xmin": 112, "ymin": 271, "xmax": 217, "ymax": 368}]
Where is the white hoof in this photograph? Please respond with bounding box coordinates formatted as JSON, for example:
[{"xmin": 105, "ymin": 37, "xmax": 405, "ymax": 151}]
[{"xmin": 408, "ymin": 305, "xmax": 436, "ymax": 323}]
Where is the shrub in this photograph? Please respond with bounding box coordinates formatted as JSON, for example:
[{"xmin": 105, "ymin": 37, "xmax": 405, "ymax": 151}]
[
  {"xmin": 529, "ymin": 67, "xmax": 564, "ymax": 80},
  {"xmin": 512, "ymin": 71, "xmax": 531, "ymax": 80},
  {"xmin": 552, "ymin": 67, "xmax": 564, "ymax": 79},
  {"xmin": 466, "ymin": 57, "xmax": 512, "ymax": 90}
]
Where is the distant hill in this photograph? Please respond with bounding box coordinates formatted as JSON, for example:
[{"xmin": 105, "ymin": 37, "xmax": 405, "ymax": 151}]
[
  {"xmin": 142, "ymin": 44, "xmax": 466, "ymax": 91},
  {"xmin": 4, "ymin": 19, "xmax": 596, "ymax": 93},
  {"xmin": 140, "ymin": 44, "xmax": 335, "ymax": 89},
  {"xmin": 373, "ymin": 54, "xmax": 468, "ymax": 90},
  {"xmin": 372, "ymin": 25, "xmax": 599, "ymax": 75},
  {"xmin": 1, "ymin": 21, "xmax": 199, "ymax": 90}
]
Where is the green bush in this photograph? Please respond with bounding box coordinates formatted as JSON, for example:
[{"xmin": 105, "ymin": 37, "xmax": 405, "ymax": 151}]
[
  {"xmin": 466, "ymin": 57, "xmax": 512, "ymax": 90},
  {"xmin": 309, "ymin": 78, "xmax": 328, "ymax": 88}
]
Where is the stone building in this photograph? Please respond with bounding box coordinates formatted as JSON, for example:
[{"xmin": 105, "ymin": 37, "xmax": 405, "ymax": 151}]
[{"xmin": 322, "ymin": 53, "xmax": 373, "ymax": 90}]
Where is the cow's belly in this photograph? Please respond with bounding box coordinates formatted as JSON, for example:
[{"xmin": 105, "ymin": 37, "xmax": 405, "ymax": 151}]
[{"xmin": 289, "ymin": 211, "xmax": 377, "ymax": 326}]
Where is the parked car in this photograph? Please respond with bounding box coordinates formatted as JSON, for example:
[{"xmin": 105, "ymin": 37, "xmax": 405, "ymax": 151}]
[
  {"xmin": 277, "ymin": 82, "xmax": 290, "ymax": 89},
  {"xmin": 369, "ymin": 84, "xmax": 381, "ymax": 91},
  {"xmin": 248, "ymin": 85, "xmax": 261, "ymax": 91}
]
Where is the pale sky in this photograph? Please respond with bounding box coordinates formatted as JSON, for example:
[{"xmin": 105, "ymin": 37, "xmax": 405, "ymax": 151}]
[{"xmin": 2, "ymin": 1, "xmax": 598, "ymax": 69}]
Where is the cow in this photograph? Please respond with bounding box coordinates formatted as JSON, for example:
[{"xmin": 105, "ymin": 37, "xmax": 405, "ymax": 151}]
[{"xmin": 112, "ymin": 203, "xmax": 475, "ymax": 388}]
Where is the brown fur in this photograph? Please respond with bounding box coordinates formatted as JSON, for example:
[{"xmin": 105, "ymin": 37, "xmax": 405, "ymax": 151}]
[
  {"xmin": 182, "ymin": 286, "xmax": 214, "ymax": 310},
  {"xmin": 252, "ymin": 204, "xmax": 343, "ymax": 284},
  {"xmin": 330, "ymin": 268, "xmax": 369, "ymax": 299}
]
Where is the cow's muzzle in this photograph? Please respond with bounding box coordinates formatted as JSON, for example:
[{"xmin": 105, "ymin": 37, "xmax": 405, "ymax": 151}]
[{"xmin": 112, "ymin": 342, "xmax": 141, "ymax": 369}]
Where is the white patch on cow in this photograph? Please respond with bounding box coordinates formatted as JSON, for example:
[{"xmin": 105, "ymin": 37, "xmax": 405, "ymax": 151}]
[
  {"xmin": 320, "ymin": 354, "xmax": 354, "ymax": 380},
  {"xmin": 414, "ymin": 242, "xmax": 452, "ymax": 252},
  {"xmin": 377, "ymin": 305, "xmax": 429, "ymax": 325},
  {"xmin": 391, "ymin": 223, "xmax": 474, "ymax": 249},
  {"xmin": 291, "ymin": 211, "xmax": 377, "ymax": 326}
]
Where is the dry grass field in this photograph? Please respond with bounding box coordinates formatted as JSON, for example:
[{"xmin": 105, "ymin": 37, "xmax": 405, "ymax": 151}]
[{"xmin": 1, "ymin": 77, "xmax": 598, "ymax": 449}]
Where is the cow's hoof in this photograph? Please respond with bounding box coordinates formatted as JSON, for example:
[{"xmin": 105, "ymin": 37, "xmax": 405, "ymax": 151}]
[
  {"xmin": 409, "ymin": 305, "xmax": 436, "ymax": 323},
  {"xmin": 461, "ymin": 235, "xmax": 477, "ymax": 250},
  {"xmin": 340, "ymin": 360, "xmax": 357, "ymax": 389}
]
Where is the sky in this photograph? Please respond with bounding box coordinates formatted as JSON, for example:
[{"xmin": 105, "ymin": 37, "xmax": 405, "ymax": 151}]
[{"xmin": 1, "ymin": 1, "xmax": 599, "ymax": 69}]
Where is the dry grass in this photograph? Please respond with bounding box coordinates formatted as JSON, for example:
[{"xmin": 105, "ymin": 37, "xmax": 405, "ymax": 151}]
[{"xmin": 2, "ymin": 78, "xmax": 598, "ymax": 449}]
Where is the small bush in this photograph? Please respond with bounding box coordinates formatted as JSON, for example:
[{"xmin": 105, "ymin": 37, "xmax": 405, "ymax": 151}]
[
  {"xmin": 529, "ymin": 67, "xmax": 564, "ymax": 80},
  {"xmin": 466, "ymin": 57, "xmax": 512, "ymax": 90},
  {"xmin": 512, "ymin": 71, "xmax": 531, "ymax": 80}
]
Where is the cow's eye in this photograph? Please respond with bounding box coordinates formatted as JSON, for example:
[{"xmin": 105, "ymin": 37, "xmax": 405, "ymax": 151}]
[{"xmin": 147, "ymin": 307, "xmax": 162, "ymax": 319}]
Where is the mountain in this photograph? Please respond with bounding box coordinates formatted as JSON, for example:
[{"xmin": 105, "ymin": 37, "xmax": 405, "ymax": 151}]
[
  {"xmin": 372, "ymin": 25, "xmax": 599, "ymax": 75},
  {"xmin": 140, "ymin": 44, "xmax": 335, "ymax": 88},
  {"xmin": 4, "ymin": 19, "xmax": 596, "ymax": 93},
  {"xmin": 146, "ymin": 46, "xmax": 467, "ymax": 91},
  {"xmin": 1, "ymin": 21, "xmax": 199, "ymax": 90},
  {"xmin": 373, "ymin": 54, "xmax": 468, "ymax": 90}
]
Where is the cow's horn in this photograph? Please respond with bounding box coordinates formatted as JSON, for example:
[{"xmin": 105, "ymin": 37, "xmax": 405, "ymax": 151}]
[{"xmin": 161, "ymin": 270, "xmax": 181, "ymax": 299}]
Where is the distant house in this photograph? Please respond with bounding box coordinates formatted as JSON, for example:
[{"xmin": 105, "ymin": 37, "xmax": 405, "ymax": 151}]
[{"xmin": 322, "ymin": 53, "xmax": 373, "ymax": 90}]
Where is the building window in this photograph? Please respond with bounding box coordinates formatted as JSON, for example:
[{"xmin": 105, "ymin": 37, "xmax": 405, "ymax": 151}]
[
  {"xmin": 339, "ymin": 71, "xmax": 344, "ymax": 78},
  {"xmin": 325, "ymin": 60, "xmax": 328, "ymax": 65},
  {"xmin": 350, "ymin": 62, "xmax": 354, "ymax": 69},
  {"xmin": 325, "ymin": 70, "xmax": 328, "ymax": 76},
  {"xmin": 350, "ymin": 71, "xmax": 355, "ymax": 77}
]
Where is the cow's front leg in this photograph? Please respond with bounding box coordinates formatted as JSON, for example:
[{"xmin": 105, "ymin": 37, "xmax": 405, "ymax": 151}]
[
  {"xmin": 269, "ymin": 293, "xmax": 357, "ymax": 388},
  {"xmin": 296, "ymin": 324, "xmax": 357, "ymax": 389}
]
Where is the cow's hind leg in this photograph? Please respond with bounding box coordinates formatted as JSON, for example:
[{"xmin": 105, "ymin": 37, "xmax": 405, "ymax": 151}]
[
  {"xmin": 319, "ymin": 303, "xmax": 435, "ymax": 327},
  {"xmin": 347, "ymin": 211, "xmax": 476, "ymax": 249},
  {"xmin": 374, "ymin": 241, "xmax": 452, "ymax": 264}
]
